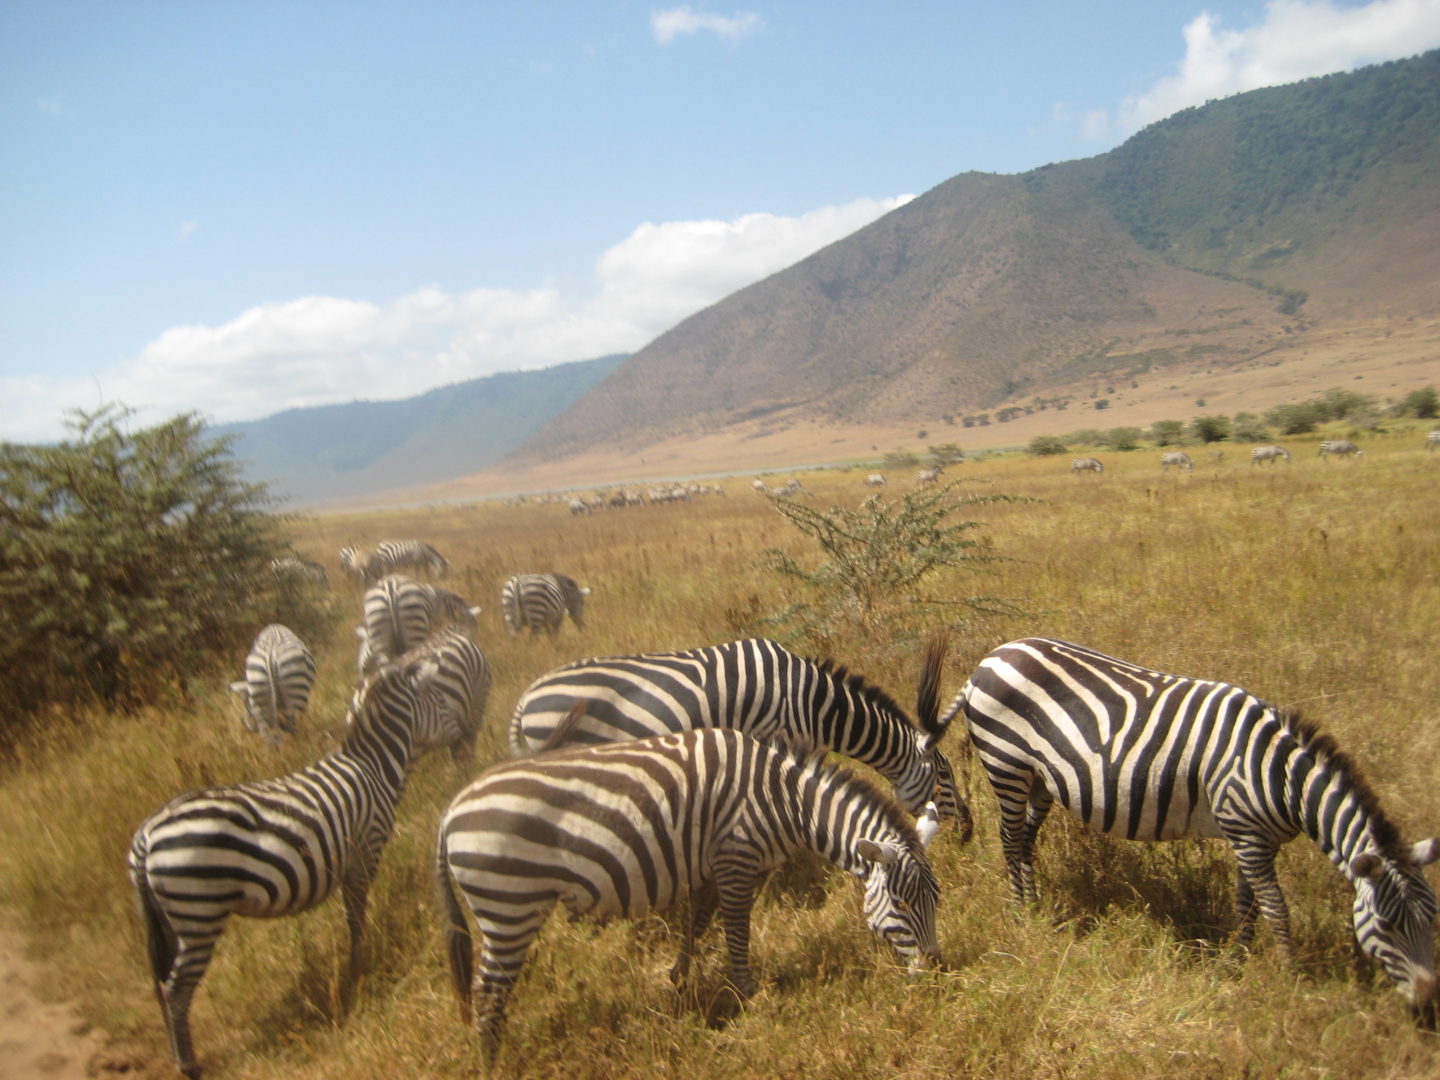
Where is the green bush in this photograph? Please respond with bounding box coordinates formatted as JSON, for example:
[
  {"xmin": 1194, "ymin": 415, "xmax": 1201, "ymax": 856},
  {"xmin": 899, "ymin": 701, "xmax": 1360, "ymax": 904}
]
[
  {"xmin": 1190, "ymin": 415, "xmax": 1232, "ymax": 443},
  {"xmin": 1028, "ymin": 435, "xmax": 1069, "ymax": 456},
  {"xmin": 1105, "ymin": 427, "xmax": 1145, "ymax": 451},
  {"xmin": 0, "ymin": 406, "xmax": 331, "ymax": 728}
]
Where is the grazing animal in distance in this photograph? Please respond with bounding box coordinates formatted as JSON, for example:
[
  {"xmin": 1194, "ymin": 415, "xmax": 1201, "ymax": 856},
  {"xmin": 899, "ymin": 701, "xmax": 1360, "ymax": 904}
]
[
  {"xmin": 950, "ymin": 636, "xmax": 1440, "ymax": 1026},
  {"xmin": 1250, "ymin": 445, "xmax": 1292, "ymax": 465},
  {"xmin": 227, "ymin": 624, "xmax": 316, "ymax": 744},
  {"xmin": 357, "ymin": 575, "xmax": 480, "ymax": 676},
  {"xmin": 500, "ymin": 573, "xmax": 589, "ymax": 636},
  {"xmin": 1160, "ymin": 451, "xmax": 1193, "ymax": 472},
  {"xmin": 435, "ymin": 728, "xmax": 942, "ymax": 1065},
  {"xmin": 1319, "ymin": 439, "xmax": 1363, "ymax": 459},
  {"xmin": 363, "ymin": 539, "xmax": 449, "ymax": 582},
  {"xmin": 1070, "ymin": 457, "xmax": 1103, "ymax": 474},
  {"xmin": 915, "ymin": 465, "xmax": 943, "ymax": 486},
  {"xmin": 1425, "ymin": 431, "xmax": 1439, "ymax": 452},
  {"xmin": 865, "ymin": 473, "xmax": 888, "ymax": 487}
]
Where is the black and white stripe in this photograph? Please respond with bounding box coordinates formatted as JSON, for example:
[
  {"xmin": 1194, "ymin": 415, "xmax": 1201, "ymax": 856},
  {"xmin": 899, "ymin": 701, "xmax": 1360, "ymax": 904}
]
[
  {"xmin": 364, "ymin": 539, "xmax": 449, "ymax": 582},
  {"xmin": 500, "ymin": 573, "xmax": 589, "ymax": 636},
  {"xmin": 397, "ymin": 627, "xmax": 492, "ymax": 770},
  {"xmin": 1070, "ymin": 457, "xmax": 1103, "ymax": 473},
  {"xmin": 508, "ymin": 635, "xmax": 967, "ymax": 829},
  {"xmin": 357, "ymin": 574, "xmax": 481, "ymax": 675},
  {"xmin": 435, "ymin": 728, "xmax": 941, "ymax": 1062},
  {"xmin": 915, "ymin": 465, "xmax": 943, "ymax": 486},
  {"xmin": 227, "ymin": 623, "xmax": 316, "ymax": 744},
  {"xmin": 950, "ymin": 636, "xmax": 1440, "ymax": 1018},
  {"xmin": 269, "ymin": 557, "xmax": 328, "ymax": 585},
  {"xmin": 1319, "ymin": 439, "xmax": 1363, "ymax": 458},
  {"xmin": 128, "ymin": 658, "xmax": 452, "ymax": 1079},
  {"xmin": 1250, "ymin": 445, "xmax": 1292, "ymax": 465},
  {"xmin": 1425, "ymin": 431, "xmax": 1439, "ymax": 452},
  {"xmin": 1159, "ymin": 451, "xmax": 1193, "ymax": 472}
]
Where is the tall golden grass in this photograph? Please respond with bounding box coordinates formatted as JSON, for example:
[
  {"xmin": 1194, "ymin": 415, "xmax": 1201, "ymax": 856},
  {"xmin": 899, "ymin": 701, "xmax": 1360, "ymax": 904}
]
[{"xmin": 3, "ymin": 429, "xmax": 1439, "ymax": 1078}]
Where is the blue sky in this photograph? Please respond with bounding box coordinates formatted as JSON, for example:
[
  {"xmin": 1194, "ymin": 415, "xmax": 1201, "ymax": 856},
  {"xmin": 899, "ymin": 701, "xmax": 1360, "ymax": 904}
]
[{"xmin": 4, "ymin": 1, "xmax": 1439, "ymax": 443}]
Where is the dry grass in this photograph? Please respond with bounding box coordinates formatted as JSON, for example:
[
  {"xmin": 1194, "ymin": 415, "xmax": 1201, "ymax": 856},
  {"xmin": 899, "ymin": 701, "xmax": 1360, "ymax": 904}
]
[{"xmin": 3, "ymin": 428, "xmax": 1440, "ymax": 1078}]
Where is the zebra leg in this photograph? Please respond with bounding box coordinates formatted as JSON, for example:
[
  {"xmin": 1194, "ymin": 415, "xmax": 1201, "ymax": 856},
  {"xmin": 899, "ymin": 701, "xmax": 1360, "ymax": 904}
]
[
  {"xmin": 994, "ymin": 772, "xmax": 1050, "ymax": 905},
  {"xmin": 714, "ymin": 854, "xmax": 764, "ymax": 997},
  {"xmin": 1232, "ymin": 864, "xmax": 1260, "ymax": 947},
  {"xmin": 340, "ymin": 869, "xmax": 373, "ymax": 1014},
  {"xmin": 474, "ymin": 912, "xmax": 549, "ymax": 1065},
  {"xmin": 671, "ymin": 883, "xmax": 720, "ymax": 987},
  {"xmin": 1227, "ymin": 835, "xmax": 1291, "ymax": 959},
  {"xmin": 160, "ymin": 929, "xmax": 225, "ymax": 1080}
]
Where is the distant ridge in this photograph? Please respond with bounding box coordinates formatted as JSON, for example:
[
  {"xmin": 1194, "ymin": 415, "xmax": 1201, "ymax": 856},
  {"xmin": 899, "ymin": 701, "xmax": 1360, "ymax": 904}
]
[
  {"xmin": 513, "ymin": 51, "xmax": 1440, "ymax": 464},
  {"xmin": 214, "ymin": 355, "xmax": 625, "ymax": 506}
]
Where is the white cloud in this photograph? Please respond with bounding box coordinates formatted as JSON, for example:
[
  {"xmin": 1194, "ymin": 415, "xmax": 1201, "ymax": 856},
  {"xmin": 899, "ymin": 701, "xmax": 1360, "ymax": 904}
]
[
  {"xmin": 1084, "ymin": 0, "xmax": 1440, "ymax": 140},
  {"xmin": 175, "ymin": 220, "xmax": 199, "ymax": 243},
  {"xmin": 1, "ymin": 195, "xmax": 910, "ymax": 441},
  {"xmin": 651, "ymin": 6, "xmax": 764, "ymax": 45}
]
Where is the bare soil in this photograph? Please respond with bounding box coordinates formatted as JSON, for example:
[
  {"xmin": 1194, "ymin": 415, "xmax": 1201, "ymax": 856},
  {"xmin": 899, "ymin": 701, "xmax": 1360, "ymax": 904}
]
[{"xmin": 345, "ymin": 314, "xmax": 1440, "ymax": 508}]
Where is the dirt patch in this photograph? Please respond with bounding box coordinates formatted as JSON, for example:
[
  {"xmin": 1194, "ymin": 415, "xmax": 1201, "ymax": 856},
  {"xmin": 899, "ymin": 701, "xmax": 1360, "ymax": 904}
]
[{"xmin": 0, "ymin": 926, "xmax": 151, "ymax": 1079}]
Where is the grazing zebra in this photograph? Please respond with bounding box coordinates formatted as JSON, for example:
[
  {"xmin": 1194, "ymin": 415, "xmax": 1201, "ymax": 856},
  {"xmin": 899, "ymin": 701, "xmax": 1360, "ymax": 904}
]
[
  {"xmin": 227, "ymin": 624, "xmax": 316, "ymax": 744},
  {"xmin": 950, "ymin": 636, "xmax": 1440, "ymax": 1020},
  {"xmin": 399, "ymin": 627, "xmax": 492, "ymax": 769},
  {"xmin": 769, "ymin": 477, "xmax": 802, "ymax": 498},
  {"xmin": 436, "ymin": 728, "xmax": 941, "ymax": 1064},
  {"xmin": 1319, "ymin": 439, "xmax": 1363, "ymax": 459},
  {"xmin": 269, "ymin": 556, "xmax": 327, "ymax": 585},
  {"xmin": 1426, "ymin": 431, "xmax": 1440, "ymax": 452},
  {"xmin": 915, "ymin": 465, "xmax": 943, "ymax": 486},
  {"xmin": 363, "ymin": 538, "xmax": 449, "ymax": 582},
  {"xmin": 508, "ymin": 634, "xmax": 967, "ymax": 829},
  {"xmin": 1250, "ymin": 445, "xmax": 1292, "ymax": 465},
  {"xmin": 865, "ymin": 473, "xmax": 888, "ymax": 487},
  {"xmin": 751, "ymin": 478, "xmax": 767, "ymax": 493},
  {"xmin": 1070, "ymin": 457, "xmax": 1103, "ymax": 474},
  {"xmin": 567, "ymin": 497, "xmax": 591, "ymax": 516},
  {"xmin": 338, "ymin": 545, "xmax": 369, "ymax": 585},
  {"xmin": 358, "ymin": 575, "xmax": 481, "ymax": 676},
  {"xmin": 500, "ymin": 573, "xmax": 589, "ymax": 636},
  {"xmin": 129, "ymin": 658, "xmax": 451, "ymax": 1079},
  {"xmin": 1159, "ymin": 451, "xmax": 1193, "ymax": 472}
]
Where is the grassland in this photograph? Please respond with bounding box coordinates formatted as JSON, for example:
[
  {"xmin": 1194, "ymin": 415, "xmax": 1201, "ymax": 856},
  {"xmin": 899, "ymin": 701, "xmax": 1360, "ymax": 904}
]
[{"xmin": 3, "ymin": 428, "xmax": 1440, "ymax": 1079}]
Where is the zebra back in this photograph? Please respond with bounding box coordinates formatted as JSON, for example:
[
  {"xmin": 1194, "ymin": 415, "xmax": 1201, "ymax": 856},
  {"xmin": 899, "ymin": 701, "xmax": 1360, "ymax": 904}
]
[
  {"xmin": 365, "ymin": 538, "xmax": 449, "ymax": 582},
  {"xmin": 227, "ymin": 623, "xmax": 315, "ymax": 744},
  {"xmin": 435, "ymin": 728, "xmax": 939, "ymax": 1060},
  {"xmin": 1071, "ymin": 457, "xmax": 1103, "ymax": 473},
  {"xmin": 508, "ymin": 635, "xmax": 964, "ymax": 823},
  {"xmin": 501, "ymin": 572, "xmax": 589, "ymax": 636}
]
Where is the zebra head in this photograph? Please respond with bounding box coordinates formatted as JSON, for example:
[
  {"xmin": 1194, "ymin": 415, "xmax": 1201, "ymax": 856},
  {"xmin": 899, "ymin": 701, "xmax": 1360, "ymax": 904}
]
[
  {"xmin": 1350, "ymin": 840, "xmax": 1440, "ymax": 1025},
  {"xmin": 856, "ymin": 818, "xmax": 941, "ymax": 972}
]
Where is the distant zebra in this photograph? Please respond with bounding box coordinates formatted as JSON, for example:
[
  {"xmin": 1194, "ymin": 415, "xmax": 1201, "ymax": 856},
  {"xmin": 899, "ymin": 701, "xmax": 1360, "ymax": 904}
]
[
  {"xmin": 364, "ymin": 539, "xmax": 449, "ymax": 582},
  {"xmin": 950, "ymin": 636, "xmax": 1440, "ymax": 1018},
  {"xmin": 751, "ymin": 478, "xmax": 767, "ymax": 493},
  {"xmin": 769, "ymin": 477, "xmax": 802, "ymax": 498},
  {"xmin": 1159, "ymin": 451, "xmax": 1193, "ymax": 472},
  {"xmin": 269, "ymin": 556, "xmax": 327, "ymax": 585},
  {"xmin": 1319, "ymin": 439, "xmax": 1363, "ymax": 459},
  {"xmin": 338, "ymin": 545, "xmax": 369, "ymax": 585},
  {"xmin": 1250, "ymin": 445, "xmax": 1292, "ymax": 465},
  {"xmin": 358, "ymin": 575, "xmax": 481, "ymax": 676},
  {"xmin": 865, "ymin": 473, "xmax": 888, "ymax": 487},
  {"xmin": 915, "ymin": 465, "xmax": 943, "ymax": 486},
  {"xmin": 129, "ymin": 657, "xmax": 451, "ymax": 1080},
  {"xmin": 508, "ymin": 634, "xmax": 967, "ymax": 829},
  {"xmin": 1070, "ymin": 457, "xmax": 1103, "ymax": 473},
  {"xmin": 399, "ymin": 627, "xmax": 492, "ymax": 769},
  {"xmin": 1426, "ymin": 431, "xmax": 1440, "ymax": 452},
  {"xmin": 567, "ymin": 497, "xmax": 591, "ymax": 516},
  {"xmin": 500, "ymin": 573, "xmax": 589, "ymax": 636},
  {"xmin": 227, "ymin": 624, "xmax": 316, "ymax": 744},
  {"xmin": 436, "ymin": 728, "xmax": 941, "ymax": 1063}
]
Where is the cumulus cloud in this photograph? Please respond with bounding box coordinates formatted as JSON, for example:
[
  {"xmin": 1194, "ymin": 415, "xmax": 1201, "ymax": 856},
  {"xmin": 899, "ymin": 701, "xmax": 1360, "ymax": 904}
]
[
  {"xmin": 651, "ymin": 6, "xmax": 764, "ymax": 45},
  {"xmin": 1081, "ymin": 0, "xmax": 1440, "ymax": 140},
  {"xmin": 1, "ymin": 195, "xmax": 910, "ymax": 441}
]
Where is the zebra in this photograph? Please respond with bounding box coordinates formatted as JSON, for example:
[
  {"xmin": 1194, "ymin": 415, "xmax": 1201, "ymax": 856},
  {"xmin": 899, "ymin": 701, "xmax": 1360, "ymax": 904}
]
[
  {"xmin": 227, "ymin": 624, "xmax": 316, "ymax": 745},
  {"xmin": 128, "ymin": 657, "xmax": 453, "ymax": 1079},
  {"xmin": 1250, "ymin": 445, "xmax": 1292, "ymax": 465},
  {"xmin": 1426, "ymin": 431, "xmax": 1439, "ymax": 452},
  {"xmin": 338, "ymin": 545, "xmax": 369, "ymax": 585},
  {"xmin": 500, "ymin": 573, "xmax": 589, "ymax": 636},
  {"xmin": 363, "ymin": 538, "xmax": 449, "ymax": 582},
  {"xmin": 1319, "ymin": 439, "xmax": 1363, "ymax": 459},
  {"xmin": 1159, "ymin": 451, "xmax": 1193, "ymax": 472},
  {"xmin": 567, "ymin": 497, "xmax": 591, "ymax": 516},
  {"xmin": 769, "ymin": 478, "xmax": 802, "ymax": 498},
  {"xmin": 507, "ymin": 634, "xmax": 968, "ymax": 831},
  {"xmin": 357, "ymin": 575, "xmax": 481, "ymax": 676},
  {"xmin": 865, "ymin": 473, "xmax": 888, "ymax": 487},
  {"xmin": 751, "ymin": 478, "xmax": 767, "ymax": 493},
  {"xmin": 1070, "ymin": 457, "xmax": 1103, "ymax": 473},
  {"xmin": 268, "ymin": 556, "xmax": 327, "ymax": 585},
  {"xmin": 435, "ymin": 727, "xmax": 941, "ymax": 1064},
  {"xmin": 398, "ymin": 627, "xmax": 492, "ymax": 770},
  {"xmin": 949, "ymin": 636, "xmax": 1440, "ymax": 1020},
  {"xmin": 915, "ymin": 465, "xmax": 943, "ymax": 485}
]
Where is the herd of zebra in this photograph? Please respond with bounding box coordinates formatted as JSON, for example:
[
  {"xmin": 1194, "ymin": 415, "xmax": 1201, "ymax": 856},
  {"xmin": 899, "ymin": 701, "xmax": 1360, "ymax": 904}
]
[
  {"xmin": 1064, "ymin": 434, "xmax": 1440, "ymax": 476},
  {"xmin": 129, "ymin": 536, "xmax": 1440, "ymax": 1075}
]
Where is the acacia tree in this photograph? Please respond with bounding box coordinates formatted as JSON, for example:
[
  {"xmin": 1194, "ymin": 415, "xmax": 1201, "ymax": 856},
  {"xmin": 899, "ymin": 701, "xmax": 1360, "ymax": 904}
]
[
  {"xmin": 760, "ymin": 483, "xmax": 1031, "ymax": 632},
  {"xmin": 0, "ymin": 406, "xmax": 327, "ymax": 724}
]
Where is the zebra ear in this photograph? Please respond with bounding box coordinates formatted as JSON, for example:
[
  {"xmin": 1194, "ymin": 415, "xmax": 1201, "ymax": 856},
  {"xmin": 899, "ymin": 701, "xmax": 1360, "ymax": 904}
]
[
  {"xmin": 1411, "ymin": 838, "xmax": 1440, "ymax": 866},
  {"xmin": 1351, "ymin": 852, "xmax": 1385, "ymax": 880},
  {"xmin": 227, "ymin": 681, "xmax": 248, "ymax": 696},
  {"xmin": 856, "ymin": 839, "xmax": 900, "ymax": 866},
  {"xmin": 467, "ymin": 605, "xmax": 482, "ymax": 618},
  {"xmin": 354, "ymin": 625, "xmax": 366, "ymax": 641},
  {"xmin": 916, "ymin": 802, "xmax": 940, "ymax": 849}
]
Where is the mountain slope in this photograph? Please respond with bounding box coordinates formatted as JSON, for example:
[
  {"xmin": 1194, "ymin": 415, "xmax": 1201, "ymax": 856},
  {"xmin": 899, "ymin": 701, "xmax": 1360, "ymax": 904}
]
[{"xmin": 514, "ymin": 51, "xmax": 1440, "ymax": 464}]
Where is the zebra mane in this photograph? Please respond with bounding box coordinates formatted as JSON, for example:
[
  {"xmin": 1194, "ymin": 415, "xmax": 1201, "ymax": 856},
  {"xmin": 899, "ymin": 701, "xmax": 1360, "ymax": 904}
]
[
  {"xmin": 806, "ymin": 655, "xmax": 917, "ymax": 730},
  {"xmin": 1282, "ymin": 709, "xmax": 1406, "ymax": 861},
  {"xmin": 773, "ymin": 733, "xmax": 922, "ymax": 847}
]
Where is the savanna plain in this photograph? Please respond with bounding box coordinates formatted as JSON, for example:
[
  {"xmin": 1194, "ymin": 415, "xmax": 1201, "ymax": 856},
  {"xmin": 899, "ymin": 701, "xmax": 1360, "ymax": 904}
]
[{"xmin": 3, "ymin": 431, "xmax": 1440, "ymax": 1079}]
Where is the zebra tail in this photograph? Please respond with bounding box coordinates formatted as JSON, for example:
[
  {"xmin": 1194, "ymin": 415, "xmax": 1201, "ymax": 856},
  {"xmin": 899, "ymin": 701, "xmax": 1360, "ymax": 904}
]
[
  {"xmin": 916, "ymin": 630, "xmax": 951, "ymax": 739},
  {"xmin": 129, "ymin": 840, "xmax": 177, "ymax": 992},
  {"xmin": 435, "ymin": 828, "xmax": 475, "ymax": 1024},
  {"xmin": 534, "ymin": 699, "xmax": 591, "ymax": 755}
]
